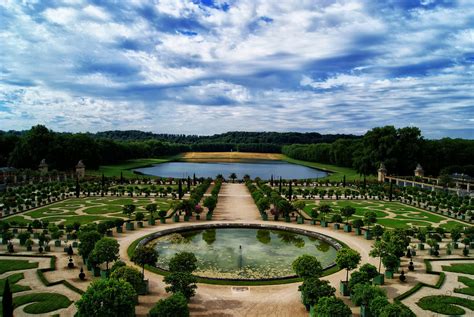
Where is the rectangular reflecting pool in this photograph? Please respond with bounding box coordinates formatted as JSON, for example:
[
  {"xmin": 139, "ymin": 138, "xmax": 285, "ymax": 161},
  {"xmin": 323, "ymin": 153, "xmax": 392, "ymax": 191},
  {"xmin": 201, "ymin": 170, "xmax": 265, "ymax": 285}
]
[{"xmin": 134, "ymin": 160, "xmax": 328, "ymax": 179}]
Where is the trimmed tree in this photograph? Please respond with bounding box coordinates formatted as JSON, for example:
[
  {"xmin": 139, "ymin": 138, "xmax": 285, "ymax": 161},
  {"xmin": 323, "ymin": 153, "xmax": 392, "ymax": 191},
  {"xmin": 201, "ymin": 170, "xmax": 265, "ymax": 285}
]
[
  {"xmin": 163, "ymin": 272, "xmax": 197, "ymax": 300},
  {"xmin": 131, "ymin": 245, "xmax": 159, "ymax": 276},
  {"xmin": 110, "ymin": 266, "xmax": 144, "ymax": 295},
  {"xmin": 315, "ymin": 296, "xmax": 351, "ymax": 317},
  {"xmin": 340, "ymin": 206, "xmax": 356, "ymax": 224},
  {"xmin": 149, "ymin": 292, "xmax": 189, "ymax": 317},
  {"xmin": 2, "ymin": 279, "xmax": 13, "ymax": 317},
  {"xmin": 75, "ymin": 278, "xmax": 136, "ymax": 317},
  {"xmin": 78, "ymin": 230, "xmax": 101, "ymax": 262},
  {"xmin": 92, "ymin": 237, "xmax": 119, "ymax": 271},
  {"xmin": 298, "ymin": 277, "xmax": 335, "ymax": 310},
  {"xmin": 168, "ymin": 252, "xmax": 197, "ymax": 273},
  {"xmin": 122, "ymin": 204, "xmax": 136, "ymax": 220},
  {"xmin": 292, "ymin": 254, "xmax": 323, "ymax": 279},
  {"xmin": 335, "ymin": 247, "xmax": 361, "ymax": 296}
]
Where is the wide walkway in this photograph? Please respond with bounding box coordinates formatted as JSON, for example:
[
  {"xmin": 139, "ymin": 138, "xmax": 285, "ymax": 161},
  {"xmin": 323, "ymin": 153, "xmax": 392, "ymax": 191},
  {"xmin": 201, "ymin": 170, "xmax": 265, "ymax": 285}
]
[{"xmin": 212, "ymin": 183, "xmax": 261, "ymax": 221}]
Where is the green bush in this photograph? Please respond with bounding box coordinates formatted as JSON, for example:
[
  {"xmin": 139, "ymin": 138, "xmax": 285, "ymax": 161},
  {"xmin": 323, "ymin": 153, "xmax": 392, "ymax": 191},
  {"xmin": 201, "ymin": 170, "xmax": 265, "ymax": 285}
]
[
  {"xmin": 149, "ymin": 292, "xmax": 189, "ymax": 317},
  {"xmin": 110, "ymin": 266, "xmax": 144, "ymax": 295},
  {"xmin": 315, "ymin": 296, "xmax": 351, "ymax": 317}
]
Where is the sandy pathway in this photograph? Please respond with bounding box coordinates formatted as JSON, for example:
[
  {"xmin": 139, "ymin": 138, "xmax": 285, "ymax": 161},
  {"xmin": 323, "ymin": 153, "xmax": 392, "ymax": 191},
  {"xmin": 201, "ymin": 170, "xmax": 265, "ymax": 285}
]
[{"xmin": 212, "ymin": 183, "xmax": 261, "ymax": 221}]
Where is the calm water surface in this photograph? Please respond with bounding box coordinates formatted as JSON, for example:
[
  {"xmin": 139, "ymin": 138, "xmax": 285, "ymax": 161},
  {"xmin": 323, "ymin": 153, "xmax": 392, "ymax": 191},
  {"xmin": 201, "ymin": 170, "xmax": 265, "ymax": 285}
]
[
  {"xmin": 150, "ymin": 228, "xmax": 337, "ymax": 279},
  {"xmin": 135, "ymin": 160, "xmax": 327, "ymax": 179}
]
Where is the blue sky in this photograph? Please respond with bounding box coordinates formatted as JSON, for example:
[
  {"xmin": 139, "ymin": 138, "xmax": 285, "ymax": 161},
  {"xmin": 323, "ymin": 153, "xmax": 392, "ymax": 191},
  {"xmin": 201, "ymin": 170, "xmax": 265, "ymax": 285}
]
[{"xmin": 0, "ymin": 0, "xmax": 473, "ymax": 138}]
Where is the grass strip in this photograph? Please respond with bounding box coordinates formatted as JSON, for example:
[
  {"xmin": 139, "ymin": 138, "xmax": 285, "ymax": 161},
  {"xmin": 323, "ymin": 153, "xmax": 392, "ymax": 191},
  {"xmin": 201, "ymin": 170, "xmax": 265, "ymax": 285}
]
[{"xmin": 0, "ymin": 259, "xmax": 38, "ymax": 274}]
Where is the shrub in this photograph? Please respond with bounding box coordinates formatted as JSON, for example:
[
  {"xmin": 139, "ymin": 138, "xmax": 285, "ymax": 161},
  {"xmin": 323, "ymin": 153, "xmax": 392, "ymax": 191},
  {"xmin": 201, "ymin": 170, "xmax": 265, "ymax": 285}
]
[
  {"xmin": 315, "ymin": 296, "xmax": 351, "ymax": 317},
  {"xmin": 75, "ymin": 278, "xmax": 136, "ymax": 317},
  {"xmin": 168, "ymin": 252, "xmax": 197, "ymax": 274},
  {"xmin": 148, "ymin": 292, "xmax": 189, "ymax": 317},
  {"xmin": 110, "ymin": 266, "xmax": 144, "ymax": 295},
  {"xmin": 298, "ymin": 277, "xmax": 335, "ymax": 308},
  {"xmin": 292, "ymin": 255, "xmax": 323, "ymax": 279}
]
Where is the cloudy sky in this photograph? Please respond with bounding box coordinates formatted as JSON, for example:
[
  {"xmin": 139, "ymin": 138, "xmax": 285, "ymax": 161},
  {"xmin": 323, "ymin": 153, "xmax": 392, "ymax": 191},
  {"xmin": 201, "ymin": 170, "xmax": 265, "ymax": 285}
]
[{"xmin": 0, "ymin": 0, "xmax": 473, "ymax": 138}]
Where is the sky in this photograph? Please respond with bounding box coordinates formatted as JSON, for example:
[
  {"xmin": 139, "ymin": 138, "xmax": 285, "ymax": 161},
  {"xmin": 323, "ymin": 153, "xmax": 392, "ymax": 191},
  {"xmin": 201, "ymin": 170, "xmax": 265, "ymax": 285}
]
[{"xmin": 0, "ymin": 0, "xmax": 473, "ymax": 138}]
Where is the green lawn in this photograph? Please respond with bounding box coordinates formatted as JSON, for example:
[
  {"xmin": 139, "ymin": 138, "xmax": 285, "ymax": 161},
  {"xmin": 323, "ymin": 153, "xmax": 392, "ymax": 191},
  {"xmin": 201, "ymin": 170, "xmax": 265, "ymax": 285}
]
[
  {"xmin": 5, "ymin": 196, "xmax": 175, "ymax": 226},
  {"xmin": 87, "ymin": 156, "xmax": 179, "ymax": 178},
  {"xmin": 417, "ymin": 295, "xmax": 474, "ymax": 315},
  {"xmin": 0, "ymin": 260, "xmax": 38, "ymax": 274},
  {"xmin": 13, "ymin": 293, "xmax": 72, "ymax": 314},
  {"xmin": 455, "ymin": 276, "xmax": 474, "ymax": 296},
  {"xmin": 442, "ymin": 263, "xmax": 474, "ymax": 275},
  {"xmin": 0, "ymin": 273, "xmax": 31, "ymax": 295},
  {"xmin": 281, "ymin": 155, "xmax": 371, "ymax": 182},
  {"xmin": 299, "ymin": 199, "xmax": 466, "ymax": 230}
]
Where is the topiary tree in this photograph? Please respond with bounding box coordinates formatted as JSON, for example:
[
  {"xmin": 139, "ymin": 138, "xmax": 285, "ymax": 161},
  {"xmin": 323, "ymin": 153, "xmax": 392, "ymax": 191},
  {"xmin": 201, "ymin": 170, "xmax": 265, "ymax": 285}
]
[
  {"xmin": 292, "ymin": 254, "xmax": 323, "ymax": 279},
  {"xmin": 110, "ymin": 266, "xmax": 144, "ymax": 295},
  {"xmin": 122, "ymin": 204, "xmax": 136, "ymax": 220},
  {"xmin": 2, "ymin": 279, "xmax": 13, "ymax": 317},
  {"xmin": 75, "ymin": 278, "xmax": 136, "ymax": 317},
  {"xmin": 146, "ymin": 204, "xmax": 158, "ymax": 220},
  {"xmin": 91, "ymin": 237, "xmax": 119, "ymax": 271},
  {"xmin": 359, "ymin": 263, "xmax": 379, "ymax": 280},
  {"xmin": 135, "ymin": 211, "xmax": 145, "ymax": 222},
  {"xmin": 298, "ymin": 277, "xmax": 335, "ymax": 310},
  {"xmin": 131, "ymin": 245, "xmax": 159, "ymax": 276},
  {"xmin": 351, "ymin": 283, "xmax": 386, "ymax": 307},
  {"xmin": 148, "ymin": 292, "xmax": 189, "ymax": 317},
  {"xmin": 319, "ymin": 204, "xmax": 331, "ymax": 221},
  {"xmin": 369, "ymin": 295, "xmax": 390, "ymax": 317},
  {"xmin": 382, "ymin": 254, "xmax": 400, "ymax": 273},
  {"xmin": 369, "ymin": 240, "xmax": 388, "ymax": 273},
  {"xmin": 364, "ymin": 211, "xmax": 377, "ymax": 232},
  {"xmin": 168, "ymin": 252, "xmax": 197, "ymax": 273},
  {"xmin": 163, "ymin": 272, "xmax": 197, "ymax": 300},
  {"xmin": 340, "ymin": 206, "xmax": 356, "ymax": 224},
  {"xmin": 203, "ymin": 196, "xmax": 217, "ymax": 213},
  {"xmin": 315, "ymin": 296, "xmax": 352, "ymax": 317},
  {"xmin": 335, "ymin": 248, "xmax": 361, "ymax": 283},
  {"xmin": 78, "ymin": 230, "xmax": 101, "ymax": 262}
]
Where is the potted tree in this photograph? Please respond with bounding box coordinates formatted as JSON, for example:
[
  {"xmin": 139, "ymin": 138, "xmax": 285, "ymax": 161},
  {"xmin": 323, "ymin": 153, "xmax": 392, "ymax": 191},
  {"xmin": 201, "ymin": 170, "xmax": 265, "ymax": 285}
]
[
  {"xmin": 382, "ymin": 254, "xmax": 400, "ymax": 279},
  {"xmin": 363, "ymin": 211, "xmax": 377, "ymax": 240},
  {"xmin": 91, "ymin": 238, "xmax": 119, "ymax": 278},
  {"xmin": 25, "ymin": 239, "xmax": 34, "ymax": 251},
  {"xmin": 204, "ymin": 196, "xmax": 217, "ymax": 220},
  {"xmin": 353, "ymin": 219, "xmax": 364, "ymax": 236},
  {"xmin": 146, "ymin": 203, "xmax": 157, "ymax": 225},
  {"xmin": 309, "ymin": 208, "xmax": 318, "ymax": 225},
  {"xmin": 450, "ymin": 225, "xmax": 463, "ymax": 249},
  {"xmin": 158, "ymin": 209, "xmax": 167, "ymax": 224},
  {"xmin": 114, "ymin": 218, "xmax": 124, "ymax": 233},
  {"xmin": 135, "ymin": 211, "xmax": 144, "ymax": 228},
  {"xmin": 417, "ymin": 230, "xmax": 426, "ymax": 250},
  {"xmin": 341, "ymin": 206, "xmax": 356, "ymax": 232},
  {"xmin": 335, "ymin": 248, "xmax": 361, "ymax": 296},
  {"xmin": 369, "ymin": 240, "xmax": 387, "ymax": 285},
  {"xmin": 319, "ymin": 204, "xmax": 331, "ymax": 227},
  {"xmin": 332, "ymin": 213, "xmax": 343, "ymax": 230},
  {"xmin": 131, "ymin": 245, "xmax": 159, "ymax": 295},
  {"xmin": 194, "ymin": 204, "xmax": 203, "ymax": 220},
  {"xmin": 293, "ymin": 201, "xmax": 306, "ymax": 224},
  {"xmin": 122, "ymin": 204, "xmax": 136, "ymax": 231}
]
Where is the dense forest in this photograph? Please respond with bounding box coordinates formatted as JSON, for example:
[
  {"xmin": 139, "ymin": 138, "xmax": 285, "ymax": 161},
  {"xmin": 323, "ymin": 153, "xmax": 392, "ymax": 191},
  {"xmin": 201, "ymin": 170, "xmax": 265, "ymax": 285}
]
[
  {"xmin": 282, "ymin": 126, "xmax": 474, "ymax": 177},
  {"xmin": 93, "ymin": 130, "xmax": 358, "ymax": 144},
  {"xmin": 0, "ymin": 125, "xmax": 473, "ymax": 177}
]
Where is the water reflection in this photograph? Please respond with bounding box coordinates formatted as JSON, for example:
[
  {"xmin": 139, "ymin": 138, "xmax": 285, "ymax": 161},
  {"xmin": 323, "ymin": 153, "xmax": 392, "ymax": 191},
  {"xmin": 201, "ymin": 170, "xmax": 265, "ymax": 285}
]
[{"xmin": 151, "ymin": 228, "xmax": 337, "ymax": 279}]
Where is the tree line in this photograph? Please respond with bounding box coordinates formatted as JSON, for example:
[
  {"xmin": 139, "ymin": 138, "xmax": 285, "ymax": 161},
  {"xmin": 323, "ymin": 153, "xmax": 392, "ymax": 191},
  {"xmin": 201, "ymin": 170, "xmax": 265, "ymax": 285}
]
[
  {"xmin": 283, "ymin": 126, "xmax": 474, "ymax": 177},
  {"xmin": 1, "ymin": 125, "xmax": 472, "ymax": 176}
]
